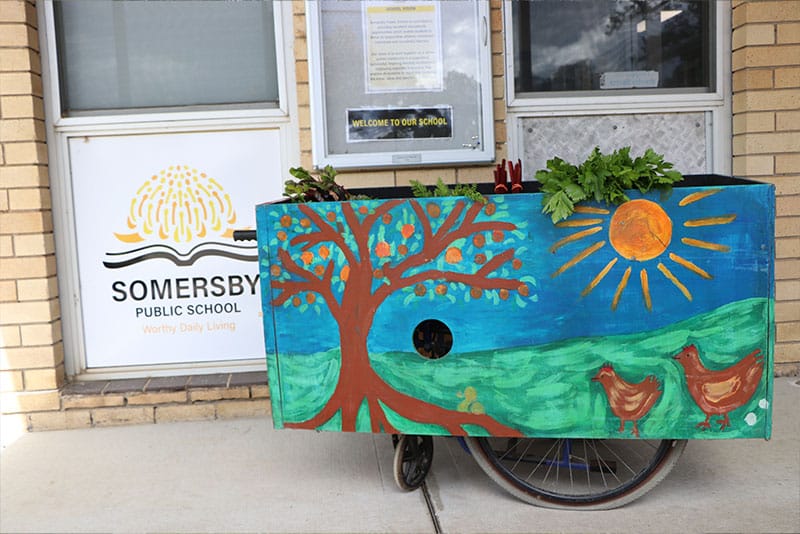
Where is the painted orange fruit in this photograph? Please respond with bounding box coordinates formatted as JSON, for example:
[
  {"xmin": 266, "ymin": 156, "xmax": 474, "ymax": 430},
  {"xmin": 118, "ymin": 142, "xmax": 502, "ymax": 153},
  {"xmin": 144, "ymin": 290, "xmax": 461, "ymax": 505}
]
[
  {"xmin": 484, "ymin": 203, "xmax": 496, "ymax": 216},
  {"xmin": 382, "ymin": 213, "xmax": 392, "ymax": 225},
  {"xmin": 358, "ymin": 206, "xmax": 369, "ymax": 215},
  {"xmin": 375, "ymin": 241, "xmax": 391, "ymax": 257},
  {"xmin": 445, "ymin": 247, "xmax": 462, "ymax": 264},
  {"xmin": 415, "ymin": 284, "xmax": 427, "ymax": 296},
  {"xmin": 512, "ymin": 258, "xmax": 522, "ymax": 270},
  {"xmin": 401, "ymin": 224, "xmax": 415, "ymax": 239},
  {"xmin": 292, "ymin": 296, "xmax": 301, "ymax": 307},
  {"xmin": 499, "ymin": 289, "xmax": 509, "ymax": 300},
  {"xmin": 470, "ymin": 287, "xmax": 483, "ymax": 299},
  {"xmin": 326, "ymin": 211, "xmax": 337, "ymax": 222},
  {"xmin": 270, "ymin": 265, "xmax": 281, "ymax": 277},
  {"xmin": 314, "ymin": 265, "xmax": 325, "ymax": 276},
  {"xmin": 426, "ymin": 203, "xmax": 441, "ymax": 218},
  {"xmin": 397, "ymin": 244, "xmax": 408, "ymax": 255},
  {"xmin": 474, "ymin": 253, "xmax": 486, "ymax": 265},
  {"xmin": 276, "ymin": 230, "xmax": 287, "ymax": 241},
  {"xmin": 373, "ymin": 268, "xmax": 384, "ymax": 279},
  {"xmin": 472, "ymin": 234, "xmax": 486, "ymax": 248},
  {"xmin": 300, "ymin": 251, "xmax": 314, "ymax": 265},
  {"xmin": 280, "ymin": 215, "xmax": 292, "ymax": 227},
  {"xmin": 435, "ymin": 284, "xmax": 448, "ymax": 295},
  {"xmin": 340, "ymin": 265, "xmax": 350, "ymax": 282},
  {"xmin": 305, "ymin": 293, "xmax": 316, "ymax": 304},
  {"xmin": 492, "ymin": 230, "xmax": 504, "ymax": 243},
  {"xmin": 518, "ymin": 283, "xmax": 529, "ymax": 297},
  {"xmin": 319, "ymin": 245, "xmax": 330, "ymax": 259},
  {"xmin": 300, "ymin": 218, "xmax": 311, "ymax": 228}
]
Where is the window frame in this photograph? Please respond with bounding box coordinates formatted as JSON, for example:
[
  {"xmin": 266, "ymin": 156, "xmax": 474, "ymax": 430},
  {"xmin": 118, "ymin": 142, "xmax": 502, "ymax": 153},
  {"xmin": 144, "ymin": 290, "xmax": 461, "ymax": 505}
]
[
  {"xmin": 38, "ymin": 0, "xmax": 299, "ymax": 380},
  {"xmin": 502, "ymin": 0, "xmax": 732, "ymax": 175}
]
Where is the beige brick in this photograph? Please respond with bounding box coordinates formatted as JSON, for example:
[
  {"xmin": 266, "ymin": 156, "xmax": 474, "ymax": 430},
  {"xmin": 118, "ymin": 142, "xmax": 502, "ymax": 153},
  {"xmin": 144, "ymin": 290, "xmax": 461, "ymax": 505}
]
[
  {"xmin": 733, "ymin": 154, "xmax": 774, "ymax": 175},
  {"xmin": 0, "ymin": 165, "xmax": 49, "ymax": 187},
  {"xmin": 776, "ymin": 279, "xmax": 800, "ymax": 300},
  {"xmin": 776, "ymin": 300, "xmax": 800, "ymax": 322},
  {"xmin": 215, "ymin": 399, "xmax": 270, "ymax": 419},
  {"xmin": 776, "ymin": 110, "xmax": 800, "ymax": 132},
  {"xmin": 0, "ymin": 370, "xmax": 23, "ymax": 392},
  {"xmin": 336, "ymin": 170, "xmax": 395, "ymax": 189},
  {"xmin": 250, "ymin": 384, "xmax": 270, "ymax": 399},
  {"xmin": 777, "ymin": 22, "xmax": 800, "ymax": 44},
  {"xmin": 777, "ymin": 195, "xmax": 800, "ymax": 217},
  {"xmin": 733, "ymin": 89, "xmax": 800, "ymax": 113},
  {"xmin": 92, "ymin": 406, "xmax": 154, "ymax": 427},
  {"xmin": 0, "ymin": 236, "xmax": 11, "ymax": 257},
  {"xmin": 0, "ymin": 210, "xmax": 52, "ymax": 235},
  {"xmin": 777, "ymin": 321, "xmax": 800, "ymax": 342},
  {"xmin": 20, "ymin": 321, "xmax": 61, "ymax": 346},
  {"xmin": 0, "ymin": 301, "xmax": 57, "ymax": 326},
  {"xmin": 8, "ymin": 188, "xmax": 50, "ymax": 210},
  {"xmin": 0, "ymin": 23, "xmax": 31, "ymax": 47},
  {"xmin": 16, "ymin": 277, "xmax": 57, "ymax": 301},
  {"xmin": 0, "ymin": 48, "xmax": 40, "ymax": 73},
  {"xmin": 775, "ymin": 67, "xmax": 800, "ymax": 88},
  {"xmin": 733, "ymin": 69, "xmax": 774, "ymax": 91},
  {"xmin": 0, "ymin": 256, "xmax": 56, "ymax": 280},
  {"xmin": 395, "ymin": 168, "xmax": 456, "ymax": 187},
  {"xmin": 155, "ymin": 403, "xmax": 215, "ymax": 423},
  {"xmin": 12, "ymin": 233, "xmax": 54, "ymax": 256},
  {"xmin": 0, "ymin": 191, "xmax": 8, "ymax": 212},
  {"xmin": 0, "ymin": 96, "xmax": 43, "ymax": 119},
  {"xmin": 776, "ymin": 154, "xmax": 800, "ymax": 174},
  {"xmin": 775, "ymin": 341, "xmax": 799, "ymax": 364},
  {"xmin": 0, "ymin": 1, "xmax": 29, "ymax": 23},
  {"xmin": 294, "ymin": 36, "xmax": 307, "ymax": 61},
  {"xmin": 455, "ymin": 165, "xmax": 495, "ymax": 186},
  {"xmin": 3, "ymin": 141, "xmax": 47, "ymax": 165},
  {"xmin": 0, "ymin": 280, "xmax": 16, "ymax": 302},
  {"xmin": 734, "ymin": 45, "xmax": 800, "ymax": 69},
  {"xmin": 62, "ymin": 394, "xmax": 126, "ymax": 410},
  {"xmin": 776, "ymin": 258, "xmax": 800, "ymax": 280},
  {"xmin": 0, "ymin": 118, "xmax": 44, "ymax": 143},
  {"xmin": 0, "ymin": 72, "xmax": 41, "ymax": 96},
  {"xmin": 295, "ymin": 59, "xmax": 308, "ymax": 83},
  {"xmin": 732, "ymin": 24, "xmax": 776, "ymax": 50},
  {"xmin": 126, "ymin": 390, "xmax": 187, "ymax": 405},
  {"xmin": 188, "ymin": 386, "xmax": 250, "ymax": 402},
  {"xmin": 736, "ymin": 132, "xmax": 800, "ymax": 154},
  {"xmin": 23, "ymin": 367, "xmax": 61, "ymax": 390},
  {"xmin": 292, "ymin": 12, "xmax": 305, "ymax": 38},
  {"xmin": 0, "ymin": 325, "xmax": 21, "ymax": 347},
  {"xmin": 28, "ymin": 410, "xmax": 92, "ymax": 431},
  {"xmin": 0, "ymin": 390, "xmax": 60, "ymax": 413},
  {"xmin": 734, "ymin": 2, "xmax": 800, "ymax": 26},
  {"xmin": 775, "ymin": 216, "xmax": 800, "ymax": 237},
  {"xmin": 0, "ymin": 343, "xmax": 60, "ymax": 369}
]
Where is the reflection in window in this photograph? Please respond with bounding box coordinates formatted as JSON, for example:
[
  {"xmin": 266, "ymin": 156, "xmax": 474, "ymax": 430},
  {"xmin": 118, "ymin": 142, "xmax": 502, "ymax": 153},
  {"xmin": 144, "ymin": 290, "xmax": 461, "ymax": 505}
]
[{"xmin": 513, "ymin": 0, "xmax": 713, "ymax": 94}]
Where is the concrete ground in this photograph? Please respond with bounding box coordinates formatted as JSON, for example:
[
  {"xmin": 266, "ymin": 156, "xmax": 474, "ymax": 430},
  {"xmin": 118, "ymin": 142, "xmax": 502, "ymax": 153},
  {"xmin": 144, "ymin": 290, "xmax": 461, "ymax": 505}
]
[{"xmin": 2, "ymin": 377, "xmax": 798, "ymax": 534}]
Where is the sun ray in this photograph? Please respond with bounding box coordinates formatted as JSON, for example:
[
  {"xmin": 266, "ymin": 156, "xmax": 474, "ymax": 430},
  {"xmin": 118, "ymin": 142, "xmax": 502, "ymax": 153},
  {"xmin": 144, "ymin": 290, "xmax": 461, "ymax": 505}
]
[
  {"xmin": 657, "ymin": 262, "xmax": 692, "ymax": 302},
  {"xmin": 555, "ymin": 218, "xmax": 604, "ymax": 228},
  {"xmin": 684, "ymin": 215, "xmax": 737, "ymax": 227},
  {"xmin": 551, "ymin": 240, "xmax": 606, "ymax": 278},
  {"xmin": 640, "ymin": 268, "xmax": 652, "ymax": 311},
  {"xmin": 581, "ymin": 257, "xmax": 618, "ymax": 297},
  {"xmin": 679, "ymin": 188, "xmax": 722, "ymax": 206},
  {"xmin": 669, "ymin": 252, "xmax": 712, "ymax": 279},
  {"xmin": 681, "ymin": 237, "xmax": 730, "ymax": 252},
  {"xmin": 574, "ymin": 206, "xmax": 610, "ymax": 215},
  {"xmin": 611, "ymin": 266, "xmax": 632, "ymax": 311},
  {"xmin": 550, "ymin": 226, "xmax": 603, "ymax": 253}
]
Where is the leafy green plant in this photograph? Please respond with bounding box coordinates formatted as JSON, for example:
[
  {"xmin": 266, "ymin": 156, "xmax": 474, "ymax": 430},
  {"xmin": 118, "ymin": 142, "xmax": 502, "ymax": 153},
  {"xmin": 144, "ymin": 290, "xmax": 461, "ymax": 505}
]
[
  {"xmin": 409, "ymin": 178, "xmax": 486, "ymax": 204},
  {"xmin": 283, "ymin": 165, "xmax": 370, "ymax": 202},
  {"xmin": 536, "ymin": 147, "xmax": 683, "ymax": 223}
]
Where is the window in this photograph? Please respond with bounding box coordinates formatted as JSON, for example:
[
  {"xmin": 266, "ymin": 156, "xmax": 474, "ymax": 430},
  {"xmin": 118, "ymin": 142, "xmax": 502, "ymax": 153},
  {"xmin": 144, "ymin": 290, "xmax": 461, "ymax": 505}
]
[
  {"xmin": 512, "ymin": 0, "xmax": 713, "ymax": 96},
  {"xmin": 53, "ymin": 1, "xmax": 279, "ymax": 114}
]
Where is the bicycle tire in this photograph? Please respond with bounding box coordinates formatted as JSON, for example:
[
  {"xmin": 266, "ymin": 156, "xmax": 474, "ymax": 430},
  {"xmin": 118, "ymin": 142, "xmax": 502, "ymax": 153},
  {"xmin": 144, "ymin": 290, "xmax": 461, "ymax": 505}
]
[
  {"xmin": 393, "ymin": 434, "xmax": 434, "ymax": 491},
  {"xmin": 464, "ymin": 437, "xmax": 686, "ymax": 510}
]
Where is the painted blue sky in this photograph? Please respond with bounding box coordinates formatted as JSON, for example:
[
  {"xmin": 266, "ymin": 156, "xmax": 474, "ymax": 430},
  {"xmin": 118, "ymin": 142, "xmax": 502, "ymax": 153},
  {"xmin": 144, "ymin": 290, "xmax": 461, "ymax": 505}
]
[{"xmin": 259, "ymin": 183, "xmax": 774, "ymax": 356}]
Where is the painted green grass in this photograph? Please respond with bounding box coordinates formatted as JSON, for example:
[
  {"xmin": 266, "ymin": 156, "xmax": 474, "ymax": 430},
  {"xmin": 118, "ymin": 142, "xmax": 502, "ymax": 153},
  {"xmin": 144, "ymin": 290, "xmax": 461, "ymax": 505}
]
[{"xmin": 276, "ymin": 298, "xmax": 772, "ymax": 439}]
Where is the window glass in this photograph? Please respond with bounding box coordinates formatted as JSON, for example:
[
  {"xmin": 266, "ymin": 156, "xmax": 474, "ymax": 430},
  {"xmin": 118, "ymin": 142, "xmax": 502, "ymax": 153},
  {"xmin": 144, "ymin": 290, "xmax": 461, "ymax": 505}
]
[
  {"xmin": 54, "ymin": 1, "xmax": 278, "ymax": 114},
  {"xmin": 513, "ymin": 0, "xmax": 713, "ymax": 95}
]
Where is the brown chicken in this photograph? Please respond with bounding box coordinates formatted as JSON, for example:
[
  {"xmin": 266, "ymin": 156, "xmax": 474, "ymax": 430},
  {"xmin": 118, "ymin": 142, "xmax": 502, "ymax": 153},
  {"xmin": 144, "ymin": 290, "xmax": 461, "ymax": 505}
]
[
  {"xmin": 673, "ymin": 344, "xmax": 764, "ymax": 430},
  {"xmin": 592, "ymin": 364, "xmax": 662, "ymax": 437}
]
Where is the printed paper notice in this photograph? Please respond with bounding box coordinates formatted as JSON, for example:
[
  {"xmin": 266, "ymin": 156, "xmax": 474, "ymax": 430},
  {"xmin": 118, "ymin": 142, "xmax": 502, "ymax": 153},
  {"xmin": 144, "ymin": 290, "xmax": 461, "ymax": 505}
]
[{"xmin": 363, "ymin": 2, "xmax": 443, "ymax": 93}]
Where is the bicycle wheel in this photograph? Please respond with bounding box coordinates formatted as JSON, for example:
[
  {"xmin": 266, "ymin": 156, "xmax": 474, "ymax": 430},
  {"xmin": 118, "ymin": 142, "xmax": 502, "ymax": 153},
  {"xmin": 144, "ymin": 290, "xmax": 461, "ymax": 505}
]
[
  {"xmin": 464, "ymin": 437, "xmax": 686, "ymax": 510},
  {"xmin": 393, "ymin": 434, "xmax": 434, "ymax": 491}
]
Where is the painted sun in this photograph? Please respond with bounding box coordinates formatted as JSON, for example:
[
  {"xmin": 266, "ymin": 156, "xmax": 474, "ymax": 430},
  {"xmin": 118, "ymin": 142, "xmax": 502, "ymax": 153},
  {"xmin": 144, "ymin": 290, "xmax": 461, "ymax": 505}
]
[
  {"xmin": 550, "ymin": 189, "xmax": 736, "ymax": 311},
  {"xmin": 114, "ymin": 165, "xmax": 237, "ymax": 244}
]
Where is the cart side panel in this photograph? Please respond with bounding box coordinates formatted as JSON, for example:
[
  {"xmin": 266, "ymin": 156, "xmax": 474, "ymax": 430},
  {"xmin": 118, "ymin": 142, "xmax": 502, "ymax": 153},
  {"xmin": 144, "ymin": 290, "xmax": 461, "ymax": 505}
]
[{"xmin": 257, "ymin": 183, "xmax": 775, "ymax": 439}]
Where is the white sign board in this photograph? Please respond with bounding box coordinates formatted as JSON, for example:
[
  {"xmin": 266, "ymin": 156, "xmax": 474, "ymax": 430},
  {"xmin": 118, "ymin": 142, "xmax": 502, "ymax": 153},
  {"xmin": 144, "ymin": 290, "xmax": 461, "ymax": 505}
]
[{"xmin": 69, "ymin": 129, "xmax": 283, "ymax": 368}]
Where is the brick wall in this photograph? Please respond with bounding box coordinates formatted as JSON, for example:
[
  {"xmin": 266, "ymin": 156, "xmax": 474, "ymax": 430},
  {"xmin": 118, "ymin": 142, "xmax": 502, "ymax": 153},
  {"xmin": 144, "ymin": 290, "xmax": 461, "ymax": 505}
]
[
  {"xmin": 0, "ymin": 0, "xmax": 63, "ymax": 435},
  {"xmin": 732, "ymin": 0, "xmax": 800, "ymax": 374}
]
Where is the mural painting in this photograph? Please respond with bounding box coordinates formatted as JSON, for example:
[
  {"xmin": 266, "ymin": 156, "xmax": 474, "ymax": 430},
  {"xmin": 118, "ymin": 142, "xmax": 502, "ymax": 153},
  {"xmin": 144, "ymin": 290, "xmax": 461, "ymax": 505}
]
[{"xmin": 256, "ymin": 181, "xmax": 774, "ymax": 440}]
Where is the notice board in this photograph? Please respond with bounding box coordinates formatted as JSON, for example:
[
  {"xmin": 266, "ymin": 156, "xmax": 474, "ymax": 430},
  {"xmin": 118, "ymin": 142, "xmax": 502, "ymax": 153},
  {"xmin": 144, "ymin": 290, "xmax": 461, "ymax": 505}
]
[{"xmin": 307, "ymin": 0, "xmax": 494, "ymax": 169}]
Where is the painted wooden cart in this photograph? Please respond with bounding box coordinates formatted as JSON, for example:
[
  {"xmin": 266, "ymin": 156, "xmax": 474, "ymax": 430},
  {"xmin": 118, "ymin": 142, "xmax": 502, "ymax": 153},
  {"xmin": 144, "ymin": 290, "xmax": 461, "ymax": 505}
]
[{"xmin": 247, "ymin": 174, "xmax": 774, "ymax": 509}]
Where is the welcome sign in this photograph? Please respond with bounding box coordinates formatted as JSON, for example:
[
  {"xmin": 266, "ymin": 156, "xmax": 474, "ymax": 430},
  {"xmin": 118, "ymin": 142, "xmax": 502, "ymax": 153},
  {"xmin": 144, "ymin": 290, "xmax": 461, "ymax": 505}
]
[{"xmin": 70, "ymin": 129, "xmax": 283, "ymax": 368}]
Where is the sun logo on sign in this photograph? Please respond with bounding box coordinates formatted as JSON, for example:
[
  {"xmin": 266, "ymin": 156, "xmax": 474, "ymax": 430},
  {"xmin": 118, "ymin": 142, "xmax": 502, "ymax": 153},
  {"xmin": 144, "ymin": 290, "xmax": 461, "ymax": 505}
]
[
  {"xmin": 114, "ymin": 165, "xmax": 237, "ymax": 244},
  {"xmin": 104, "ymin": 165, "xmax": 254, "ymax": 269},
  {"xmin": 550, "ymin": 189, "xmax": 735, "ymax": 311}
]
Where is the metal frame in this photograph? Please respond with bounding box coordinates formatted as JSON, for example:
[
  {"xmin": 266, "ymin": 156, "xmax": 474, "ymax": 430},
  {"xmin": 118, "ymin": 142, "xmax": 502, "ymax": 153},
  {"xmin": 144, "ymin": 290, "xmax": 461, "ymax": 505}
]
[{"xmin": 38, "ymin": 0, "xmax": 299, "ymax": 380}]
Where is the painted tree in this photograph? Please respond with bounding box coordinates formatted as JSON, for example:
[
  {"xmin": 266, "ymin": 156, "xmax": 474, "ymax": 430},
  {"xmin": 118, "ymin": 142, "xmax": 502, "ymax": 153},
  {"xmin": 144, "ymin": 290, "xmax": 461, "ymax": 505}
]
[{"xmin": 267, "ymin": 196, "xmax": 535, "ymax": 436}]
